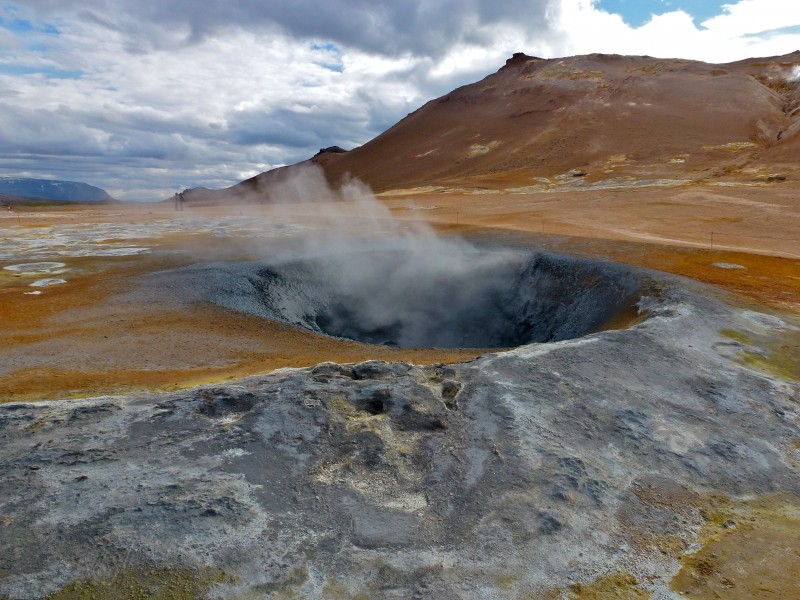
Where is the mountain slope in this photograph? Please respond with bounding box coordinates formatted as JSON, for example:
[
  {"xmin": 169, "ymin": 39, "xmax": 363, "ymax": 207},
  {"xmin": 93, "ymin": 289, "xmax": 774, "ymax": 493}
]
[
  {"xmin": 0, "ymin": 177, "xmax": 114, "ymax": 203},
  {"xmin": 197, "ymin": 51, "xmax": 800, "ymax": 201}
]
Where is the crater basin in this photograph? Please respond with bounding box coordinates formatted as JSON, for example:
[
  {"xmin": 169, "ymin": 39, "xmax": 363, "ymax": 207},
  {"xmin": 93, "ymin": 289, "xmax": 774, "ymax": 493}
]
[{"xmin": 192, "ymin": 246, "xmax": 644, "ymax": 349}]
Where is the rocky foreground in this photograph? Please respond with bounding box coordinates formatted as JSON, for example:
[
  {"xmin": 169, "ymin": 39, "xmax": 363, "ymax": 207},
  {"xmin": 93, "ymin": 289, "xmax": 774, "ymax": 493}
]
[{"xmin": 1, "ymin": 273, "xmax": 799, "ymax": 599}]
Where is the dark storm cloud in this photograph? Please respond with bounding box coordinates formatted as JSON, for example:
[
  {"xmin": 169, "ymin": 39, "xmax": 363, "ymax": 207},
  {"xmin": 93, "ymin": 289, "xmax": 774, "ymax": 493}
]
[{"xmin": 22, "ymin": 0, "xmax": 555, "ymax": 57}]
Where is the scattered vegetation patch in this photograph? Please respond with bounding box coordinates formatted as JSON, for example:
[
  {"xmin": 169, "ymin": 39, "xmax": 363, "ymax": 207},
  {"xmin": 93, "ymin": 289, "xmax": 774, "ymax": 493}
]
[
  {"xmin": 671, "ymin": 494, "xmax": 800, "ymax": 599},
  {"xmin": 539, "ymin": 66, "xmax": 604, "ymax": 80},
  {"xmin": 739, "ymin": 345, "xmax": 799, "ymax": 381},
  {"xmin": 701, "ymin": 142, "xmax": 757, "ymax": 151},
  {"xmin": 567, "ymin": 573, "xmax": 649, "ymax": 599},
  {"xmin": 494, "ymin": 573, "xmax": 517, "ymax": 590},
  {"xmin": 321, "ymin": 580, "xmax": 370, "ymax": 600},
  {"xmin": 719, "ymin": 327, "xmax": 799, "ymax": 381},
  {"xmin": 719, "ymin": 328, "xmax": 752, "ymax": 345},
  {"xmin": 625, "ymin": 61, "xmax": 666, "ymax": 74},
  {"xmin": 45, "ymin": 566, "xmax": 234, "ymax": 600}
]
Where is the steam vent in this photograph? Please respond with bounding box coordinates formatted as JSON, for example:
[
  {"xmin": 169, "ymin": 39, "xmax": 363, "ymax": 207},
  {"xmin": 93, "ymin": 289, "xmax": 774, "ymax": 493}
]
[{"xmin": 185, "ymin": 248, "xmax": 642, "ymax": 349}]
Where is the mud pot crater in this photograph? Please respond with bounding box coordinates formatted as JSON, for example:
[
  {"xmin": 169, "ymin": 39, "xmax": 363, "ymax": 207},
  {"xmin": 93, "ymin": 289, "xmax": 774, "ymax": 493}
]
[{"xmin": 189, "ymin": 245, "xmax": 644, "ymax": 349}]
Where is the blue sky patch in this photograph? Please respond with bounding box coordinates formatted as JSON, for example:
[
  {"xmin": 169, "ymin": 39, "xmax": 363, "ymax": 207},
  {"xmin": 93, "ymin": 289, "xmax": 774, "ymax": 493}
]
[
  {"xmin": 0, "ymin": 64, "xmax": 83, "ymax": 79},
  {"xmin": 311, "ymin": 41, "xmax": 344, "ymax": 72},
  {"xmin": 1, "ymin": 16, "xmax": 32, "ymax": 32},
  {"xmin": 311, "ymin": 42, "xmax": 340, "ymax": 54},
  {"xmin": 742, "ymin": 24, "xmax": 800, "ymax": 39},
  {"xmin": 597, "ymin": 0, "xmax": 726, "ymax": 27},
  {"xmin": 319, "ymin": 62, "xmax": 344, "ymax": 73},
  {"xmin": 1, "ymin": 5, "xmax": 60, "ymax": 35}
]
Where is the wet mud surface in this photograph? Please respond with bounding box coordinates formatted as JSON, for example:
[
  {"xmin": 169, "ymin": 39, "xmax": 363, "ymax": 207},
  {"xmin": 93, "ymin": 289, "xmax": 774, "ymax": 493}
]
[{"xmin": 174, "ymin": 248, "xmax": 640, "ymax": 349}]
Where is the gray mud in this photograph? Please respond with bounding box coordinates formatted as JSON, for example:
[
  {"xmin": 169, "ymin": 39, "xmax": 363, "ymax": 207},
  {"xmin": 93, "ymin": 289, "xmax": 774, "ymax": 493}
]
[
  {"xmin": 168, "ymin": 249, "xmax": 641, "ymax": 348},
  {"xmin": 1, "ymin": 263, "xmax": 798, "ymax": 598}
]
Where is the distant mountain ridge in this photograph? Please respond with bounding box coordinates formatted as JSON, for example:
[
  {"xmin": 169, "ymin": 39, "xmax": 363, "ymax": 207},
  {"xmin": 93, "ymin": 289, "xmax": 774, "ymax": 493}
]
[
  {"xmin": 180, "ymin": 50, "xmax": 800, "ymax": 203},
  {"xmin": 0, "ymin": 177, "xmax": 114, "ymax": 203}
]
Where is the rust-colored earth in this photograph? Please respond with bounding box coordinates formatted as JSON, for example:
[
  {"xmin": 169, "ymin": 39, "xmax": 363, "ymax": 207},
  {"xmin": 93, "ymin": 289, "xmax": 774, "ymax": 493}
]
[{"xmin": 2, "ymin": 178, "xmax": 798, "ymax": 402}]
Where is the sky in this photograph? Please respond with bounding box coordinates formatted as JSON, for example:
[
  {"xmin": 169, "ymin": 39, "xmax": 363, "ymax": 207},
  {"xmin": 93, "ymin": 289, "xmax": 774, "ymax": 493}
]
[{"xmin": 1, "ymin": 0, "xmax": 799, "ymax": 201}]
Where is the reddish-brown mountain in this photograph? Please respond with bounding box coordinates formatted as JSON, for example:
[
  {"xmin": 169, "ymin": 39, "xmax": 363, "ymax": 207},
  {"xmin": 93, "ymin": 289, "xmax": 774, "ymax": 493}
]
[{"xmin": 190, "ymin": 51, "xmax": 800, "ymax": 201}]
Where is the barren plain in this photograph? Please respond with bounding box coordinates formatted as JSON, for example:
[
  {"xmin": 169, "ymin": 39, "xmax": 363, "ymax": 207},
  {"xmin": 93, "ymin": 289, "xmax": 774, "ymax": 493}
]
[{"xmin": 2, "ymin": 178, "xmax": 797, "ymax": 401}]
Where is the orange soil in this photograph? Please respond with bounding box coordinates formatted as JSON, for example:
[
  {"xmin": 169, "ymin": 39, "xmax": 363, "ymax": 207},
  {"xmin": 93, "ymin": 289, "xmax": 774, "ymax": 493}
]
[
  {"xmin": 1, "ymin": 183, "xmax": 798, "ymax": 402},
  {"xmin": 0, "ymin": 243, "xmax": 481, "ymax": 402},
  {"xmin": 384, "ymin": 183, "xmax": 800, "ymax": 312}
]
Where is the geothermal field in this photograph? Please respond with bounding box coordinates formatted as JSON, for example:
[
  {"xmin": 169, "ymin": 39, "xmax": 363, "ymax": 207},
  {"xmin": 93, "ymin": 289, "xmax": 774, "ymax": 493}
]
[{"xmin": 1, "ymin": 52, "xmax": 800, "ymax": 600}]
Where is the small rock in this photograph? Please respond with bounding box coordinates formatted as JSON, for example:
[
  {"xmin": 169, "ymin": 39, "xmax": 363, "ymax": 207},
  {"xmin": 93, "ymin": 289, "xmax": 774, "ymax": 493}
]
[
  {"xmin": 539, "ymin": 513, "xmax": 563, "ymax": 535},
  {"xmin": 441, "ymin": 380, "xmax": 461, "ymax": 402},
  {"xmin": 753, "ymin": 173, "xmax": 787, "ymax": 182},
  {"xmin": 722, "ymin": 519, "xmax": 737, "ymax": 529}
]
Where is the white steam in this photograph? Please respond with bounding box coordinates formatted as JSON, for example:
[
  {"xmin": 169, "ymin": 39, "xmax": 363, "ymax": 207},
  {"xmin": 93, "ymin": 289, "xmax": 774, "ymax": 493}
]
[
  {"xmin": 263, "ymin": 163, "xmax": 399, "ymax": 237},
  {"xmin": 245, "ymin": 164, "xmax": 527, "ymax": 347},
  {"xmin": 258, "ymin": 162, "xmax": 516, "ymax": 271},
  {"xmin": 172, "ymin": 164, "xmax": 638, "ymax": 348}
]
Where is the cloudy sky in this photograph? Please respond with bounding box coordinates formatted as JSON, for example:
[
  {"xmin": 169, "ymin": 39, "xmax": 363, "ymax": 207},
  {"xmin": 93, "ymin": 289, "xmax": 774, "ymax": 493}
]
[{"xmin": 1, "ymin": 0, "xmax": 799, "ymax": 201}]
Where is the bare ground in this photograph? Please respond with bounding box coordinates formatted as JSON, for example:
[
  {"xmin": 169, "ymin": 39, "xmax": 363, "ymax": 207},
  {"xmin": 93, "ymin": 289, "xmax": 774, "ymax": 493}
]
[{"xmin": 1, "ymin": 179, "xmax": 798, "ymax": 401}]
